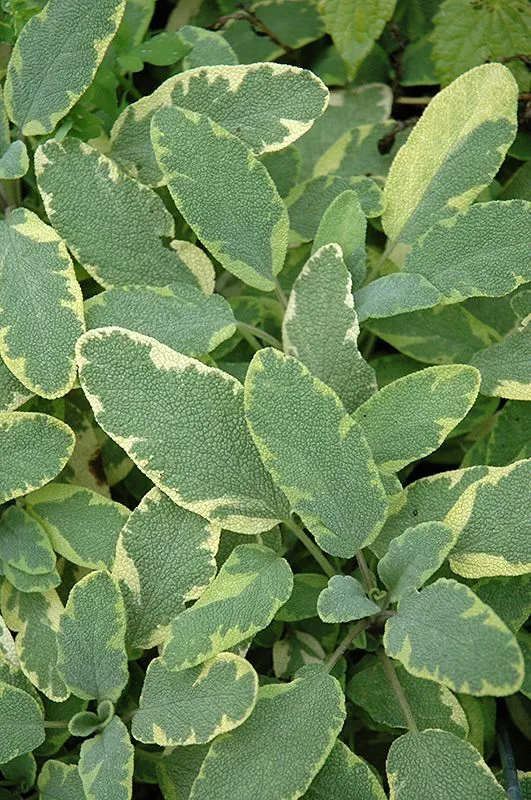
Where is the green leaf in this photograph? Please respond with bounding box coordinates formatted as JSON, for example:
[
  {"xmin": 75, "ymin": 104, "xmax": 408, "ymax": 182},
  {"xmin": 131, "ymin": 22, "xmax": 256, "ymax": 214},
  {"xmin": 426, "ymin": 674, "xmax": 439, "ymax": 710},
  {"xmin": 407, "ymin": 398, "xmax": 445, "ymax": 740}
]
[
  {"xmin": 314, "ymin": 120, "xmax": 404, "ymax": 183},
  {"xmin": 77, "ymin": 327, "xmax": 289, "ymax": 534},
  {"xmin": 179, "ymin": 24, "xmax": 239, "ymax": 69},
  {"xmin": 57, "ymin": 571, "xmax": 128, "ymax": 702},
  {"xmin": 245, "ymin": 348, "xmax": 388, "ymax": 557},
  {"xmin": 348, "ymin": 656, "xmax": 469, "ymax": 736},
  {"xmin": 283, "ymin": 243, "xmax": 377, "ymax": 412},
  {"xmin": 474, "ymin": 575, "xmax": 531, "ymax": 633},
  {"xmin": 352, "ymin": 365, "xmax": 480, "ymax": 473},
  {"xmin": 444, "ymin": 459, "xmax": 531, "ymax": 578},
  {"xmin": 162, "ymin": 544, "xmax": 293, "ymax": 671},
  {"xmin": 276, "ymin": 573, "xmax": 328, "ymax": 622},
  {"xmin": 0, "ymin": 141, "xmax": 29, "ymax": 180},
  {"xmin": 317, "ymin": 576, "xmax": 380, "ymax": 623},
  {"xmin": 190, "ymin": 665, "xmax": 345, "ymax": 800},
  {"xmin": 0, "ymin": 412, "xmax": 74, "ymax": 504},
  {"xmin": 311, "ymin": 190, "xmax": 368, "ymax": 288},
  {"xmin": 0, "ymin": 208, "xmax": 84, "ymax": 398},
  {"xmin": 471, "ymin": 314, "xmax": 531, "ymax": 399},
  {"xmin": 0, "ymin": 359, "xmax": 32, "ymax": 414},
  {"xmin": 287, "ymin": 175, "xmax": 384, "ymax": 245},
  {"xmin": 24, "ymin": 483, "xmax": 130, "ymax": 571},
  {"xmin": 386, "ymin": 729, "xmax": 506, "ymax": 799},
  {"xmin": 110, "ymin": 62, "xmax": 328, "ymax": 186},
  {"xmin": 152, "ymin": 106, "xmax": 288, "ymax": 292},
  {"xmin": 378, "ymin": 521, "xmax": 456, "ymax": 601},
  {"xmin": 157, "ymin": 745, "xmax": 209, "ymax": 800},
  {"xmin": 68, "ymin": 710, "xmax": 104, "ymax": 739},
  {"xmin": 382, "ymin": 63, "xmax": 518, "ymax": 245},
  {"xmin": 1, "ymin": 752, "xmax": 36, "ymax": 792},
  {"xmin": 3, "ymin": 562, "xmax": 60, "ymax": 593},
  {"xmin": 112, "ymin": 487, "xmax": 220, "ymax": 650},
  {"xmin": 0, "ymin": 506, "xmax": 55, "ymax": 575},
  {"xmin": 37, "ymin": 760, "xmax": 85, "ymax": 800},
  {"xmin": 304, "ymin": 740, "xmax": 386, "ymax": 799},
  {"xmin": 132, "ymin": 654, "xmax": 258, "ymax": 746},
  {"xmin": 432, "ymin": 0, "xmax": 531, "ymax": 88},
  {"xmin": 4, "ymin": 0, "xmax": 125, "ymax": 135},
  {"xmin": 0, "ymin": 683, "xmax": 44, "ymax": 764},
  {"xmin": 383, "ymin": 578, "xmax": 524, "ymax": 696},
  {"xmin": 79, "ymin": 716, "xmax": 134, "ymax": 800},
  {"xmin": 0, "ymin": 613, "xmax": 37, "ymax": 698},
  {"xmin": 260, "ymin": 147, "xmax": 301, "ymax": 199},
  {"xmin": 35, "ymin": 137, "xmax": 209, "ymax": 291},
  {"xmin": 355, "ymin": 273, "xmax": 443, "ymax": 321},
  {"xmin": 320, "ymin": 0, "xmax": 397, "ymax": 78},
  {"xmin": 85, "ymin": 284, "xmax": 236, "ymax": 357}
]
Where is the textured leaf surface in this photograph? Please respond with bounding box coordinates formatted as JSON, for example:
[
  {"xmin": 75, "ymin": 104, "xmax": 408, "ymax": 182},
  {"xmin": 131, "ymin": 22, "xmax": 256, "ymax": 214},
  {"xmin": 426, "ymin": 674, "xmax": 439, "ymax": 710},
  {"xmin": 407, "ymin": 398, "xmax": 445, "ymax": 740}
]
[
  {"xmin": 152, "ymin": 106, "xmax": 288, "ymax": 292},
  {"xmin": 79, "ymin": 716, "xmax": 134, "ymax": 800},
  {"xmin": 0, "ymin": 506, "xmax": 55, "ymax": 575},
  {"xmin": 24, "ymin": 483, "xmax": 130, "ymax": 570},
  {"xmin": 355, "ymin": 273, "xmax": 442, "ymax": 321},
  {"xmin": 190, "ymin": 665, "xmax": 345, "ymax": 800},
  {"xmin": 112, "ymin": 487, "xmax": 219, "ymax": 650},
  {"xmin": 57, "ymin": 571, "xmax": 128, "ymax": 702},
  {"xmin": 4, "ymin": 0, "xmax": 125, "ymax": 135},
  {"xmin": 348, "ymin": 657, "xmax": 468, "ymax": 736},
  {"xmin": 0, "ymin": 682, "xmax": 44, "ymax": 764},
  {"xmin": 471, "ymin": 315, "xmax": 531, "ymax": 399},
  {"xmin": 38, "ymin": 760, "xmax": 85, "ymax": 800},
  {"xmin": 162, "ymin": 544, "xmax": 293, "ymax": 671},
  {"xmin": 317, "ymin": 576, "xmax": 380, "ymax": 623},
  {"xmin": 0, "ymin": 140, "xmax": 29, "ymax": 179},
  {"xmin": 157, "ymin": 745, "xmax": 209, "ymax": 800},
  {"xmin": 384, "ymin": 578, "xmax": 524, "ymax": 695},
  {"xmin": 245, "ymin": 348, "xmax": 388, "ymax": 557},
  {"xmin": 283, "ymin": 244, "xmax": 376, "ymax": 412},
  {"xmin": 86, "ymin": 284, "xmax": 235, "ymax": 357},
  {"xmin": 132, "ymin": 654, "xmax": 258, "ymax": 746},
  {"xmin": 304, "ymin": 740, "xmax": 386, "ymax": 799},
  {"xmin": 0, "ymin": 208, "xmax": 84, "ymax": 397},
  {"xmin": 276, "ymin": 573, "xmax": 328, "ymax": 622},
  {"xmin": 35, "ymin": 138, "xmax": 206, "ymax": 290},
  {"xmin": 352, "ymin": 365, "xmax": 480, "ymax": 473},
  {"xmin": 386, "ymin": 729, "xmax": 506, "ymax": 799},
  {"xmin": 320, "ymin": 0, "xmax": 397, "ymax": 78},
  {"xmin": 110, "ymin": 63, "xmax": 328, "ymax": 185},
  {"xmin": 0, "ymin": 359, "xmax": 32, "ymax": 413},
  {"xmin": 444, "ymin": 459, "xmax": 531, "ymax": 578},
  {"xmin": 77, "ymin": 327, "xmax": 288, "ymax": 533},
  {"xmin": 311, "ymin": 190, "xmax": 367, "ymax": 287},
  {"xmin": 382, "ymin": 63, "xmax": 518, "ymax": 244},
  {"xmin": 0, "ymin": 412, "xmax": 74, "ymax": 504},
  {"xmin": 378, "ymin": 521, "xmax": 456, "ymax": 601}
]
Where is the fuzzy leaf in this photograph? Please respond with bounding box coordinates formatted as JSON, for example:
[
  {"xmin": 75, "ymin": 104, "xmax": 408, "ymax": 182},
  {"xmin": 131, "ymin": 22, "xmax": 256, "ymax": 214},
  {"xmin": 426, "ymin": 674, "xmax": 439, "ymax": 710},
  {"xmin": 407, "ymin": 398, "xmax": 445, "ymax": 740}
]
[
  {"xmin": 386, "ymin": 729, "xmax": 506, "ymax": 799},
  {"xmin": 384, "ymin": 578, "xmax": 524, "ymax": 696},
  {"xmin": 38, "ymin": 760, "xmax": 85, "ymax": 800},
  {"xmin": 57, "ymin": 571, "xmax": 128, "ymax": 702},
  {"xmin": 35, "ymin": 138, "xmax": 209, "ymax": 291},
  {"xmin": 444, "ymin": 459, "xmax": 531, "ymax": 578},
  {"xmin": 244, "ymin": 348, "xmax": 388, "ymax": 557},
  {"xmin": 347, "ymin": 657, "xmax": 469, "ymax": 736},
  {"xmin": 110, "ymin": 62, "xmax": 328, "ymax": 186},
  {"xmin": 132, "ymin": 654, "xmax": 258, "ymax": 746},
  {"xmin": 0, "ymin": 360, "xmax": 32, "ymax": 413},
  {"xmin": 283, "ymin": 244, "xmax": 377, "ymax": 412},
  {"xmin": 378, "ymin": 521, "xmax": 456, "ymax": 601},
  {"xmin": 152, "ymin": 106, "xmax": 288, "ymax": 292},
  {"xmin": 162, "ymin": 544, "xmax": 293, "ymax": 672},
  {"xmin": 352, "ymin": 365, "xmax": 480, "ymax": 473},
  {"xmin": 304, "ymin": 740, "xmax": 386, "ymax": 799},
  {"xmin": 85, "ymin": 284, "xmax": 235, "ymax": 357},
  {"xmin": 471, "ymin": 314, "xmax": 531, "ymax": 399},
  {"xmin": 312, "ymin": 191, "xmax": 368, "ymax": 288},
  {"xmin": 0, "ymin": 506, "xmax": 55, "ymax": 575},
  {"xmin": 0, "ymin": 208, "xmax": 84, "ymax": 398},
  {"xmin": 276, "ymin": 573, "xmax": 329, "ymax": 622},
  {"xmin": 355, "ymin": 273, "xmax": 443, "ymax": 321},
  {"xmin": 0, "ymin": 140, "xmax": 29, "ymax": 180},
  {"xmin": 112, "ymin": 488, "xmax": 220, "ymax": 650},
  {"xmin": 317, "ymin": 576, "xmax": 380, "ymax": 623},
  {"xmin": 77, "ymin": 327, "xmax": 289, "ymax": 534},
  {"xmin": 4, "ymin": 0, "xmax": 125, "ymax": 135},
  {"xmin": 79, "ymin": 716, "xmax": 134, "ymax": 800},
  {"xmin": 0, "ymin": 683, "xmax": 44, "ymax": 764},
  {"xmin": 382, "ymin": 63, "xmax": 518, "ymax": 245},
  {"xmin": 190, "ymin": 665, "xmax": 345, "ymax": 800},
  {"xmin": 0, "ymin": 412, "xmax": 74, "ymax": 504},
  {"xmin": 24, "ymin": 483, "xmax": 130, "ymax": 571}
]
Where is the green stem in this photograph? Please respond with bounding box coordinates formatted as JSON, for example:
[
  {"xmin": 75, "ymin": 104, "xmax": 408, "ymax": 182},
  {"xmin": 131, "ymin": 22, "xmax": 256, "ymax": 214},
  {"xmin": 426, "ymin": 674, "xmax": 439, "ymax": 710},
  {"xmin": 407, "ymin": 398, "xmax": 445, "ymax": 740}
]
[
  {"xmin": 274, "ymin": 280, "xmax": 288, "ymax": 309},
  {"xmin": 356, "ymin": 551, "xmax": 374, "ymax": 593},
  {"xmin": 238, "ymin": 326, "xmax": 261, "ymax": 352},
  {"xmin": 44, "ymin": 720, "xmax": 69, "ymax": 729},
  {"xmin": 282, "ymin": 518, "xmax": 336, "ymax": 579},
  {"xmin": 326, "ymin": 618, "xmax": 372, "ymax": 671},
  {"xmin": 378, "ymin": 649, "xmax": 418, "ymax": 732},
  {"xmin": 498, "ymin": 725, "xmax": 522, "ymax": 800},
  {"xmin": 237, "ymin": 322, "xmax": 282, "ymax": 349}
]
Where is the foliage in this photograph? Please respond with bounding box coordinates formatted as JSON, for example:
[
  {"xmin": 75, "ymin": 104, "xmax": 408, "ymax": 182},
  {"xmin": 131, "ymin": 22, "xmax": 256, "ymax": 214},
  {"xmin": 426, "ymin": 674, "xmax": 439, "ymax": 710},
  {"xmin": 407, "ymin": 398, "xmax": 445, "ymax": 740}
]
[{"xmin": 0, "ymin": 0, "xmax": 529, "ymax": 798}]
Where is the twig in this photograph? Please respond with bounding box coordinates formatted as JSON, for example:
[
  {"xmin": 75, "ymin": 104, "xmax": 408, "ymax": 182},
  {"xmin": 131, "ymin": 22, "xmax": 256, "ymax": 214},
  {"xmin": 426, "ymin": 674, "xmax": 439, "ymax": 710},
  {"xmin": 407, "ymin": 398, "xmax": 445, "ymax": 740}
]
[{"xmin": 326, "ymin": 618, "xmax": 371, "ymax": 671}]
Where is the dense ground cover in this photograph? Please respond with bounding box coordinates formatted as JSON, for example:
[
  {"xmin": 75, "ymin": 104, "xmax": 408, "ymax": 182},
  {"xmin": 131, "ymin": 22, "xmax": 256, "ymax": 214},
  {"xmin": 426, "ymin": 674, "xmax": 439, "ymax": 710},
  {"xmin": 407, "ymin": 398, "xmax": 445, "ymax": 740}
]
[{"xmin": 0, "ymin": 0, "xmax": 530, "ymax": 798}]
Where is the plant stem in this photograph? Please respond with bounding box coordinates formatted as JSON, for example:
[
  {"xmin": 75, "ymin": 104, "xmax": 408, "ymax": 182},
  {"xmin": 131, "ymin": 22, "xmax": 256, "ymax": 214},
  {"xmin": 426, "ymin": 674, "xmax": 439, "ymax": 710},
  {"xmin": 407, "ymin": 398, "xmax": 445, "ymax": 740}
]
[
  {"xmin": 238, "ymin": 326, "xmax": 261, "ymax": 352},
  {"xmin": 498, "ymin": 725, "xmax": 522, "ymax": 800},
  {"xmin": 326, "ymin": 618, "xmax": 371, "ymax": 671},
  {"xmin": 356, "ymin": 551, "xmax": 374, "ymax": 593},
  {"xmin": 44, "ymin": 720, "xmax": 69, "ymax": 728},
  {"xmin": 237, "ymin": 321, "xmax": 282, "ymax": 349},
  {"xmin": 274, "ymin": 280, "xmax": 288, "ymax": 309},
  {"xmin": 282, "ymin": 518, "xmax": 336, "ymax": 579},
  {"xmin": 377, "ymin": 649, "xmax": 418, "ymax": 733}
]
